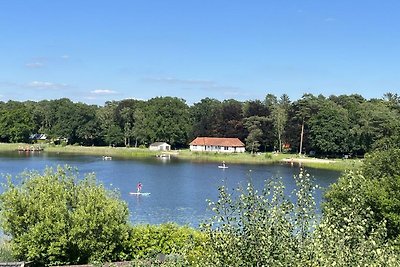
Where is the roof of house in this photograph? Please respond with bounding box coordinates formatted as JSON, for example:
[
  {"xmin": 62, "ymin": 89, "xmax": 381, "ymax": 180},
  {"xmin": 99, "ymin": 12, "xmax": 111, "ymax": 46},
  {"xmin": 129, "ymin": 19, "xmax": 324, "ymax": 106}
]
[
  {"xmin": 189, "ymin": 137, "xmax": 245, "ymax": 147},
  {"xmin": 150, "ymin": 142, "xmax": 170, "ymax": 146}
]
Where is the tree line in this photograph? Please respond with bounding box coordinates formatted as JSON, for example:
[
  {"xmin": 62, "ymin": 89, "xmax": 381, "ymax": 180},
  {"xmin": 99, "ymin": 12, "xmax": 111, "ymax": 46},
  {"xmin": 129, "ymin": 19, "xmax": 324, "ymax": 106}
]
[{"xmin": 0, "ymin": 93, "xmax": 399, "ymax": 156}]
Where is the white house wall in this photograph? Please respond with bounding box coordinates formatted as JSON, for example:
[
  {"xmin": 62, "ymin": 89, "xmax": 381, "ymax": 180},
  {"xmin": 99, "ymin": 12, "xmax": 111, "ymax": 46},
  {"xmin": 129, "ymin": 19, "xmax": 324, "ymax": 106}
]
[
  {"xmin": 149, "ymin": 144, "xmax": 171, "ymax": 151},
  {"xmin": 190, "ymin": 145, "xmax": 245, "ymax": 153}
]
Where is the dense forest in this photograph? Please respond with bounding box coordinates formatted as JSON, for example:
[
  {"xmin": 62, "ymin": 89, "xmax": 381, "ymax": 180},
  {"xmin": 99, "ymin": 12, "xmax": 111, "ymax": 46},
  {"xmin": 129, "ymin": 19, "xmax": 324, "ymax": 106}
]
[{"xmin": 0, "ymin": 93, "xmax": 399, "ymax": 156}]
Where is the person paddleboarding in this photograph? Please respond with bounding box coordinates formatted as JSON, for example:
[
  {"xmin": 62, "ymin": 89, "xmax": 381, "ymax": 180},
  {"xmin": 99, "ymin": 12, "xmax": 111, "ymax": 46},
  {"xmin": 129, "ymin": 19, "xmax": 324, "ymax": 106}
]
[{"xmin": 137, "ymin": 182, "xmax": 142, "ymax": 193}]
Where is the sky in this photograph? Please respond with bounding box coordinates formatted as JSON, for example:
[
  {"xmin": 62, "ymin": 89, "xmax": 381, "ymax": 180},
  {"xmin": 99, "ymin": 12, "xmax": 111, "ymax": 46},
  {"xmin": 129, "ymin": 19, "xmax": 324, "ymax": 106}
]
[{"xmin": 0, "ymin": 1, "xmax": 399, "ymax": 105}]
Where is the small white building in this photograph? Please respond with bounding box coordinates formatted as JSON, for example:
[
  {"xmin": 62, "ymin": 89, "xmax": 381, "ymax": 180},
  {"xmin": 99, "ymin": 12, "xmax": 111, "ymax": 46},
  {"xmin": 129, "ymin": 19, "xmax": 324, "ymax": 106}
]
[
  {"xmin": 29, "ymin": 133, "xmax": 47, "ymax": 141},
  {"xmin": 149, "ymin": 142, "xmax": 171, "ymax": 151},
  {"xmin": 189, "ymin": 137, "xmax": 245, "ymax": 153}
]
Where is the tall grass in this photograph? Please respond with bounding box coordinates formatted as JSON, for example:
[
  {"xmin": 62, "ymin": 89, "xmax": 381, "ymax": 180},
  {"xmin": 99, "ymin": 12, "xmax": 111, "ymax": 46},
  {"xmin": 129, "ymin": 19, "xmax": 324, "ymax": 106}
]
[
  {"xmin": 0, "ymin": 143, "xmax": 27, "ymax": 151},
  {"xmin": 44, "ymin": 145, "xmax": 160, "ymax": 158},
  {"xmin": 176, "ymin": 150, "xmax": 289, "ymax": 164},
  {"xmin": 298, "ymin": 159, "xmax": 363, "ymax": 171}
]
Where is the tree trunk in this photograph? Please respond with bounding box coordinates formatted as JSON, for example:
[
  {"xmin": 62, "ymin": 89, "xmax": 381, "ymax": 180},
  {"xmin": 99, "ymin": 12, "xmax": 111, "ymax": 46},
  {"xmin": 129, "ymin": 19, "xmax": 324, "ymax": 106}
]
[
  {"xmin": 299, "ymin": 120, "xmax": 304, "ymax": 155},
  {"xmin": 278, "ymin": 133, "xmax": 282, "ymax": 153}
]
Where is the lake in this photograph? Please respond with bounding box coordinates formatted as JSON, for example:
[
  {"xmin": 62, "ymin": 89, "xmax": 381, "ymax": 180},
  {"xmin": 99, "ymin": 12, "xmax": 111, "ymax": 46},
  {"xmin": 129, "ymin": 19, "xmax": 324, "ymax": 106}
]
[{"xmin": 0, "ymin": 151, "xmax": 340, "ymax": 227}]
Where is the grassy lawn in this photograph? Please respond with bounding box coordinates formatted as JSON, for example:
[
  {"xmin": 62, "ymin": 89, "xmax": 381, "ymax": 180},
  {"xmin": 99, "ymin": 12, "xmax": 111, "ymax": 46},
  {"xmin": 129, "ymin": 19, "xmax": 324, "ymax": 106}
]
[
  {"xmin": 176, "ymin": 149, "xmax": 289, "ymax": 163},
  {"xmin": 0, "ymin": 143, "xmax": 362, "ymax": 171},
  {"xmin": 295, "ymin": 158, "xmax": 363, "ymax": 171}
]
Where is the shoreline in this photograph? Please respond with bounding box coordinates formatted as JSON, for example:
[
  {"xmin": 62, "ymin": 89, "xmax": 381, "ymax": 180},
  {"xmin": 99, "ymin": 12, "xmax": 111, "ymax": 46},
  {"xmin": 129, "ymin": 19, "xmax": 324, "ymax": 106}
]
[
  {"xmin": 281, "ymin": 157, "xmax": 336, "ymax": 164},
  {"xmin": 0, "ymin": 143, "xmax": 361, "ymax": 171}
]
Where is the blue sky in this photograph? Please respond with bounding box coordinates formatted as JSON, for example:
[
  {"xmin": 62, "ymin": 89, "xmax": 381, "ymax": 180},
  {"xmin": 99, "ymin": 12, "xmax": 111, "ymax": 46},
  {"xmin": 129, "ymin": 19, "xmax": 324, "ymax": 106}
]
[{"xmin": 0, "ymin": 1, "xmax": 399, "ymax": 105}]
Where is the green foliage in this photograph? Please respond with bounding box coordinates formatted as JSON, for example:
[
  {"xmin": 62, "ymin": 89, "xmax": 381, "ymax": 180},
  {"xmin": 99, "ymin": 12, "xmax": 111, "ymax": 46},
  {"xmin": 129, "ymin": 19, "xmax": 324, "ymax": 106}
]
[
  {"xmin": 363, "ymin": 148, "xmax": 400, "ymax": 179},
  {"xmin": 141, "ymin": 97, "xmax": 191, "ymax": 148},
  {"xmin": 0, "ymin": 166, "xmax": 130, "ymax": 266},
  {"xmin": 190, "ymin": 98, "xmax": 222, "ymax": 139},
  {"xmin": 199, "ymin": 177, "xmax": 297, "ymax": 266},
  {"xmin": 218, "ymin": 99, "xmax": 245, "ymax": 140},
  {"xmin": 264, "ymin": 152, "xmax": 272, "ymax": 159},
  {"xmin": 244, "ymin": 116, "xmax": 268, "ymax": 153},
  {"xmin": 313, "ymin": 202, "xmax": 398, "ymax": 266},
  {"xmin": 125, "ymin": 223, "xmax": 206, "ymax": 263},
  {"xmin": 308, "ymin": 101, "xmax": 350, "ymax": 155},
  {"xmin": 196, "ymin": 170, "xmax": 399, "ymax": 266},
  {"xmin": 363, "ymin": 149, "xmax": 400, "ymax": 240},
  {"xmin": 0, "ymin": 101, "xmax": 35, "ymax": 143},
  {"xmin": 347, "ymin": 101, "xmax": 400, "ymax": 154},
  {"xmin": 325, "ymin": 149, "xmax": 400, "ymax": 241},
  {"xmin": 270, "ymin": 95, "xmax": 290, "ymax": 152}
]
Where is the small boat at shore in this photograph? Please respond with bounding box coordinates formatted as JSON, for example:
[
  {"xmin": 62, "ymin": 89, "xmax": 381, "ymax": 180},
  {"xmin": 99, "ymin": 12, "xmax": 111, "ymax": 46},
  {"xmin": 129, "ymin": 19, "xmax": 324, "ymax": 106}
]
[{"xmin": 102, "ymin": 156, "xmax": 112, "ymax": 160}]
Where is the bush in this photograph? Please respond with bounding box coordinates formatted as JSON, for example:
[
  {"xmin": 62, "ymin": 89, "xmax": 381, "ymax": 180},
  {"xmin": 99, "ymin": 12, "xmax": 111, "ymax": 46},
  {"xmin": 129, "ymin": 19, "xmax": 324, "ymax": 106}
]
[
  {"xmin": 196, "ymin": 170, "xmax": 399, "ymax": 266},
  {"xmin": 319, "ymin": 170, "xmax": 399, "ymax": 265},
  {"xmin": 125, "ymin": 223, "xmax": 206, "ymax": 263},
  {"xmin": 325, "ymin": 149, "xmax": 400, "ymax": 240},
  {"xmin": 0, "ymin": 166, "xmax": 130, "ymax": 266},
  {"xmin": 363, "ymin": 148, "xmax": 400, "ymax": 180}
]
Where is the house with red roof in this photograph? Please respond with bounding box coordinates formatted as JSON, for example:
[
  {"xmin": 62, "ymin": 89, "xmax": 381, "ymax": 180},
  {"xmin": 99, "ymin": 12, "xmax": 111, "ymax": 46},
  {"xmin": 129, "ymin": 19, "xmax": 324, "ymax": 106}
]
[{"xmin": 189, "ymin": 137, "xmax": 245, "ymax": 153}]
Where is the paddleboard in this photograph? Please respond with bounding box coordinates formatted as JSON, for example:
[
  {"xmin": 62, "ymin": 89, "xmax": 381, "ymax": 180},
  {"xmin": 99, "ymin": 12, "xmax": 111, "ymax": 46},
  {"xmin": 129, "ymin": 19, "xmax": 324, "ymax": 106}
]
[
  {"xmin": 129, "ymin": 192, "xmax": 151, "ymax": 196},
  {"xmin": 218, "ymin": 166, "xmax": 228, "ymax": 169}
]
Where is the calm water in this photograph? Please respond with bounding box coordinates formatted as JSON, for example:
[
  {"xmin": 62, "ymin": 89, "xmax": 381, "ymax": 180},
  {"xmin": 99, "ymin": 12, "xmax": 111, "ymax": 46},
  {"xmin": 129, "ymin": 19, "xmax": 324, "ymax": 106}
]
[{"xmin": 0, "ymin": 151, "xmax": 340, "ymax": 227}]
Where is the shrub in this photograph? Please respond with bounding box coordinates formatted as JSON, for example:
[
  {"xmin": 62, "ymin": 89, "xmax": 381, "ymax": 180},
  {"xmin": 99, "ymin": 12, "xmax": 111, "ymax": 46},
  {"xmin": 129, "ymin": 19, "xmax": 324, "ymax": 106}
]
[
  {"xmin": 196, "ymin": 170, "xmax": 400, "ymax": 266},
  {"xmin": 362, "ymin": 148, "xmax": 400, "ymax": 180},
  {"xmin": 325, "ymin": 149, "xmax": 400, "ymax": 241},
  {"xmin": 0, "ymin": 166, "xmax": 130, "ymax": 266},
  {"xmin": 125, "ymin": 223, "xmax": 206, "ymax": 263}
]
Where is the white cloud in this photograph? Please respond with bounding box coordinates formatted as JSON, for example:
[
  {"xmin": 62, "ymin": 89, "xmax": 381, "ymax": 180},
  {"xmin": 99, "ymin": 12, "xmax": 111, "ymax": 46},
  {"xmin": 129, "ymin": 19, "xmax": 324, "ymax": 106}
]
[
  {"xmin": 61, "ymin": 55, "xmax": 70, "ymax": 60},
  {"xmin": 26, "ymin": 81, "xmax": 68, "ymax": 90},
  {"xmin": 90, "ymin": 89, "xmax": 117, "ymax": 95},
  {"xmin": 25, "ymin": 62, "xmax": 44, "ymax": 68}
]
